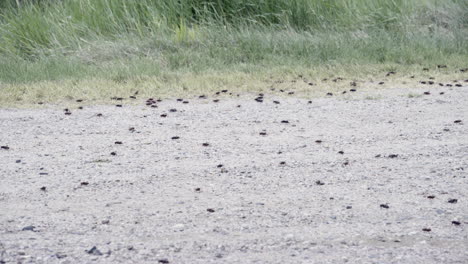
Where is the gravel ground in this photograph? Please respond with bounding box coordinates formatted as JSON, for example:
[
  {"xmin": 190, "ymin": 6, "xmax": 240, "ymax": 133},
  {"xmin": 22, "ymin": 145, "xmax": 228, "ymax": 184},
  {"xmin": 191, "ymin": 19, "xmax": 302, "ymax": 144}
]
[{"xmin": 0, "ymin": 86, "xmax": 467, "ymax": 263}]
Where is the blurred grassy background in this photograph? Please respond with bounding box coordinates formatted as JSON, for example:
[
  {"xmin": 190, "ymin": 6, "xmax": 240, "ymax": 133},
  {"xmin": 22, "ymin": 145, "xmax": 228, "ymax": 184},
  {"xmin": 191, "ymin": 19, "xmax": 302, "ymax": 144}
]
[{"xmin": 0, "ymin": 0, "xmax": 466, "ymax": 104}]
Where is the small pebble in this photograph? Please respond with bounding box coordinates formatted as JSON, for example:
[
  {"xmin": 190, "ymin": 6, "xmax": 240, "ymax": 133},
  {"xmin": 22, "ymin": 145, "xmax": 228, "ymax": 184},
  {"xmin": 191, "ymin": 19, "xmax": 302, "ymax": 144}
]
[
  {"xmin": 315, "ymin": 180, "xmax": 325, "ymax": 186},
  {"xmin": 86, "ymin": 246, "xmax": 103, "ymax": 256},
  {"xmin": 22, "ymin": 225, "xmax": 35, "ymax": 231}
]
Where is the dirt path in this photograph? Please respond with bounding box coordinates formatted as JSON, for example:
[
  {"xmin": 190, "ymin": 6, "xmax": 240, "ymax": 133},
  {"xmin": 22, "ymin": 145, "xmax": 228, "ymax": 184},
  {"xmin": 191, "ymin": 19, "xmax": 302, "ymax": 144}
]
[{"xmin": 1, "ymin": 86, "xmax": 467, "ymax": 263}]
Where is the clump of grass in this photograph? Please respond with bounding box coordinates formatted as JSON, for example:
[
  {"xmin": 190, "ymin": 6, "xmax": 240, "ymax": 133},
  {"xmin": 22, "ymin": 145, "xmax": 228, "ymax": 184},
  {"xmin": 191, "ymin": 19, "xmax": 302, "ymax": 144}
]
[{"xmin": 0, "ymin": 0, "xmax": 466, "ymax": 105}]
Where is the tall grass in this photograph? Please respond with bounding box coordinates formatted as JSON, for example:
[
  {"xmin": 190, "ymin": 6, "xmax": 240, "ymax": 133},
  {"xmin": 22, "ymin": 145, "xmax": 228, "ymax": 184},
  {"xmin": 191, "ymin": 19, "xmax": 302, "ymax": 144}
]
[
  {"xmin": 1, "ymin": 0, "xmax": 466, "ymax": 56},
  {"xmin": 0, "ymin": 0, "xmax": 466, "ymax": 87}
]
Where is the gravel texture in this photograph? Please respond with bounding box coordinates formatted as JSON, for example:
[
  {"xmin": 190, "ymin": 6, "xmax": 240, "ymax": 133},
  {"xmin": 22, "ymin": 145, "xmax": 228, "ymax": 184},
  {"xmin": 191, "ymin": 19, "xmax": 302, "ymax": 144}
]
[{"xmin": 1, "ymin": 86, "xmax": 467, "ymax": 263}]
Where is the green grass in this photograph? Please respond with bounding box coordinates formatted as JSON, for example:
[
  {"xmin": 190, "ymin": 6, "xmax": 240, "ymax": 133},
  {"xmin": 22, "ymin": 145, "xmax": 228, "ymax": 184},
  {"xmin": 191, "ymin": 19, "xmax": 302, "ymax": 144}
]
[{"xmin": 0, "ymin": 0, "xmax": 467, "ymax": 105}]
